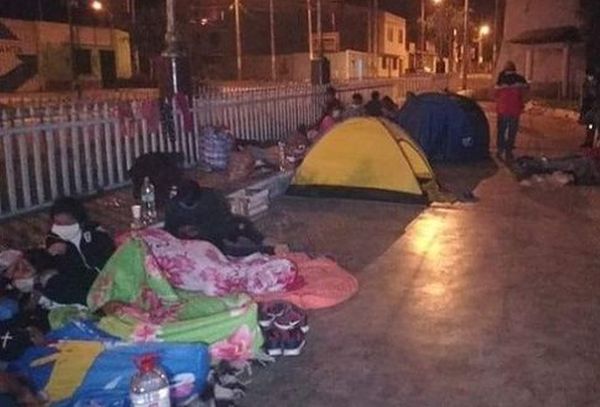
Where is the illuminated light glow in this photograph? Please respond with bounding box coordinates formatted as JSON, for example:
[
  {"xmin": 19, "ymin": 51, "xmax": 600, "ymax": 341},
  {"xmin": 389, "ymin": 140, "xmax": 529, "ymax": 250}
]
[
  {"xmin": 91, "ymin": 0, "xmax": 103, "ymax": 11},
  {"xmin": 479, "ymin": 24, "xmax": 491, "ymax": 36}
]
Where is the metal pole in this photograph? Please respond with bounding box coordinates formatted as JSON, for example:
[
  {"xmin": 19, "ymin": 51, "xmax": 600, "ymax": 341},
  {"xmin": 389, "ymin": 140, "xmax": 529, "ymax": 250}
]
[
  {"xmin": 316, "ymin": 0, "xmax": 323, "ymax": 58},
  {"xmin": 373, "ymin": 0, "xmax": 378, "ymax": 58},
  {"xmin": 67, "ymin": 0, "xmax": 77, "ymax": 90},
  {"xmin": 493, "ymin": 0, "xmax": 499, "ymax": 67},
  {"xmin": 164, "ymin": 0, "xmax": 178, "ymax": 94},
  {"xmin": 131, "ymin": 0, "xmax": 140, "ymax": 74},
  {"xmin": 478, "ymin": 34, "xmax": 483, "ymax": 66},
  {"xmin": 420, "ymin": 0, "xmax": 425, "ymax": 67},
  {"xmin": 367, "ymin": 0, "xmax": 372, "ymax": 74},
  {"xmin": 269, "ymin": 0, "xmax": 276, "ymax": 81},
  {"xmin": 307, "ymin": 0, "xmax": 314, "ymax": 60},
  {"xmin": 234, "ymin": 0, "xmax": 242, "ymax": 81},
  {"xmin": 461, "ymin": 0, "xmax": 469, "ymax": 90}
]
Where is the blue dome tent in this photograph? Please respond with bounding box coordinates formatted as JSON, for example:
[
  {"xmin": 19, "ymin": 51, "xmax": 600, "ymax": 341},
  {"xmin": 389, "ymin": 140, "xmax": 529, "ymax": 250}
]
[{"xmin": 395, "ymin": 92, "xmax": 490, "ymax": 162}]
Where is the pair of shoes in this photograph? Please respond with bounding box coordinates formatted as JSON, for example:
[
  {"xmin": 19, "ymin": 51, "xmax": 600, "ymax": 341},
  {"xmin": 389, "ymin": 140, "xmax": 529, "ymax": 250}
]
[
  {"xmin": 259, "ymin": 301, "xmax": 308, "ymax": 357},
  {"xmin": 264, "ymin": 327, "xmax": 306, "ymax": 357},
  {"xmin": 258, "ymin": 301, "xmax": 308, "ymax": 333}
]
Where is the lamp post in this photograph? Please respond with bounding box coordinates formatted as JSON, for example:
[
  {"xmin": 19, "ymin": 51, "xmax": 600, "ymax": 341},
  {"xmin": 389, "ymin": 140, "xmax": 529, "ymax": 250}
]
[
  {"xmin": 420, "ymin": 0, "xmax": 442, "ymax": 70},
  {"xmin": 461, "ymin": 0, "xmax": 469, "ymax": 90},
  {"xmin": 67, "ymin": 0, "xmax": 77, "ymax": 90},
  {"xmin": 161, "ymin": 0, "xmax": 190, "ymax": 96},
  {"xmin": 478, "ymin": 24, "xmax": 490, "ymax": 67},
  {"xmin": 269, "ymin": 0, "xmax": 276, "ymax": 81},
  {"xmin": 234, "ymin": 0, "xmax": 242, "ymax": 81}
]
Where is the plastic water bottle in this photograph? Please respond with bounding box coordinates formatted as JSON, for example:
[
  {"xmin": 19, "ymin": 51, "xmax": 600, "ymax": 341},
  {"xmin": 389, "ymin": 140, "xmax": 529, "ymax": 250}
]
[
  {"xmin": 278, "ymin": 142, "xmax": 286, "ymax": 172},
  {"xmin": 130, "ymin": 354, "xmax": 171, "ymax": 407},
  {"xmin": 141, "ymin": 177, "xmax": 157, "ymax": 224}
]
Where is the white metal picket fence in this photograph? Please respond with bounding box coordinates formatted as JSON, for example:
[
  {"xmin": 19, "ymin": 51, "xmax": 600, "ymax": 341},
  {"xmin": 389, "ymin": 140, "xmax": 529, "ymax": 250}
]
[{"xmin": 0, "ymin": 75, "xmax": 449, "ymax": 220}]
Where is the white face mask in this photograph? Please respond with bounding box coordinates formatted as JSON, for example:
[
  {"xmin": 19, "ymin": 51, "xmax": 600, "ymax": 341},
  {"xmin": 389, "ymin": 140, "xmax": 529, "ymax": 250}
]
[
  {"xmin": 13, "ymin": 277, "xmax": 35, "ymax": 293},
  {"xmin": 51, "ymin": 223, "xmax": 82, "ymax": 242}
]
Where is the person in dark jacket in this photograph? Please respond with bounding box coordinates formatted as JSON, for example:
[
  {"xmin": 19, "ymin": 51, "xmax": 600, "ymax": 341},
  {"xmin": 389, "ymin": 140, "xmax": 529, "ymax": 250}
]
[
  {"xmin": 579, "ymin": 70, "xmax": 599, "ymax": 147},
  {"xmin": 495, "ymin": 61, "xmax": 529, "ymax": 161},
  {"xmin": 365, "ymin": 91, "xmax": 383, "ymax": 117},
  {"xmin": 164, "ymin": 180, "xmax": 274, "ymax": 257},
  {"xmin": 43, "ymin": 198, "xmax": 115, "ymax": 305}
]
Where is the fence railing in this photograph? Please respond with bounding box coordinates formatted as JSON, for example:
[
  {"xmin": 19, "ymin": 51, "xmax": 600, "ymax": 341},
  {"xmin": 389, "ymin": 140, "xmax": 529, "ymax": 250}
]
[{"xmin": 0, "ymin": 75, "xmax": 449, "ymax": 220}]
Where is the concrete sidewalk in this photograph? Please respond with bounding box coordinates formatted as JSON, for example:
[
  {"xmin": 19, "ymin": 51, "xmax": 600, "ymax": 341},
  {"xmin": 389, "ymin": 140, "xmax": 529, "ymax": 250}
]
[{"xmin": 243, "ymin": 114, "xmax": 598, "ymax": 406}]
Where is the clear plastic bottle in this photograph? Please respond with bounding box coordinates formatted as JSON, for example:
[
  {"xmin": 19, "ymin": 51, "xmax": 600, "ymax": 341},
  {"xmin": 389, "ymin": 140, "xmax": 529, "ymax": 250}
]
[
  {"xmin": 277, "ymin": 141, "xmax": 286, "ymax": 172},
  {"xmin": 130, "ymin": 354, "xmax": 171, "ymax": 407},
  {"xmin": 141, "ymin": 177, "xmax": 157, "ymax": 224}
]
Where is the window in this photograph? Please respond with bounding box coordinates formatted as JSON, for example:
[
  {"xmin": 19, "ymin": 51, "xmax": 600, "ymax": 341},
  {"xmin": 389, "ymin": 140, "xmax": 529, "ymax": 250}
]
[
  {"xmin": 74, "ymin": 49, "xmax": 92, "ymax": 75},
  {"xmin": 393, "ymin": 57, "xmax": 398, "ymax": 70},
  {"xmin": 382, "ymin": 57, "xmax": 387, "ymax": 69},
  {"xmin": 398, "ymin": 29, "xmax": 404, "ymax": 44},
  {"xmin": 387, "ymin": 27, "xmax": 393, "ymax": 42}
]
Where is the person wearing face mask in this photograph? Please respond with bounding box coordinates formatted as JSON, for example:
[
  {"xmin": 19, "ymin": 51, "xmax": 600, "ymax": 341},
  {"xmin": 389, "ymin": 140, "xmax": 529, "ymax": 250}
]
[{"xmin": 45, "ymin": 198, "xmax": 115, "ymax": 300}]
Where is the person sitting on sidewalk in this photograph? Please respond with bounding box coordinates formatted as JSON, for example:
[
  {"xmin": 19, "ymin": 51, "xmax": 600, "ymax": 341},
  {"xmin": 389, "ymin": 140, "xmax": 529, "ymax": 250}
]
[
  {"xmin": 365, "ymin": 91, "xmax": 383, "ymax": 117},
  {"xmin": 495, "ymin": 61, "xmax": 529, "ymax": 161},
  {"xmin": 343, "ymin": 93, "xmax": 366, "ymax": 119},
  {"xmin": 44, "ymin": 198, "xmax": 115, "ymax": 302}
]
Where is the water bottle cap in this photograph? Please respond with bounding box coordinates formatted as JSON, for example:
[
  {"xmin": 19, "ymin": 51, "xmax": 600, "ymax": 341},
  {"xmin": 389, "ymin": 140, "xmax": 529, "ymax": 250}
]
[{"xmin": 136, "ymin": 353, "xmax": 158, "ymax": 372}]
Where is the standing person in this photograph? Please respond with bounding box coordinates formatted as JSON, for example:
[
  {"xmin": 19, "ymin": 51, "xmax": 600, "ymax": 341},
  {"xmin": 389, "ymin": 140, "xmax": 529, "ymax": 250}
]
[
  {"xmin": 495, "ymin": 61, "xmax": 529, "ymax": 161},
  {"xmin": 45, "ymin": 198, "xmax": 115, "ymax": 296},
  {"xmin": 365, "ymin": 91, "xmax": 383, "ymax": 117},
  {"xmin": 580, "ymin": 69, "xmax": 599, "ymax": 147}
]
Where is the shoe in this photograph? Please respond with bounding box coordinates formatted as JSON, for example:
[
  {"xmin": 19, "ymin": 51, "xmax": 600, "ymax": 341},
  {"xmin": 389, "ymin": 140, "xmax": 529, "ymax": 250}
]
[
  {"xmin": 274, "ymin": 303, "xmax": 309, "ymax": 333},
  {"xmin": 263, "ymin": 328, "xmax": 283, "ymax": 356},
  {"xmin": 281, "ymin": 328, "xmax": 306, "ymax": 356},
  {"xmin": 258, "ymin": 301, "xmax": 290, "ymax": 329}
]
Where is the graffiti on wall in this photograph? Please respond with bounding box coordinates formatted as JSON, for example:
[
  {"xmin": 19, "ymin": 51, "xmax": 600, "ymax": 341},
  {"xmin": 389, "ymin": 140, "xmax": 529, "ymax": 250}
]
[{"xmin": 0, "ymin": 20, "xmax": 38, "ymax": 92}]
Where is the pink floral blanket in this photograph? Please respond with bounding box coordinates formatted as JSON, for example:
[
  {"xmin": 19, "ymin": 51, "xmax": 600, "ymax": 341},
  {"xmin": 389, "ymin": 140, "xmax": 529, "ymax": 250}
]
[{"xmin": 140, "ymin": 229, "xmax": 298, "ymax": 296}]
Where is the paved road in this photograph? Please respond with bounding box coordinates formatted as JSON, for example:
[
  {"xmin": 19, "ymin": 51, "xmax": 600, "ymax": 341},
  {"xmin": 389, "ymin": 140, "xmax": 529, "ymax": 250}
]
[{"xmin": 243, "ymin": 114, "xmax": 599, "ymax": 406}]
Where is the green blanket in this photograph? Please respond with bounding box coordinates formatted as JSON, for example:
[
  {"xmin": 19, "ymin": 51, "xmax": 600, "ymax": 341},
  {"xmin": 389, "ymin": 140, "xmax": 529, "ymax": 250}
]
[{"xmin": 87, "ymin": 238, "xmax": 263, "ymax": 362}]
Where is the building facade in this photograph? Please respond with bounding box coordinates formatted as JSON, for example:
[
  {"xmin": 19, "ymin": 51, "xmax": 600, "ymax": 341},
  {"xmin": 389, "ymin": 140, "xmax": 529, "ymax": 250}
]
[
  {"xmin": 0, "ymin": 18, "xmax": 132, "ymax": 92},
  {"xmin": 497, "ymin": 0, "xmax": 585, "ymax": 98}
]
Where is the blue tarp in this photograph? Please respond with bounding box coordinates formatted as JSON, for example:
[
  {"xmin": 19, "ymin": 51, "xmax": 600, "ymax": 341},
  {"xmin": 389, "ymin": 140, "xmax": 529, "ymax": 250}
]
[
  {"xmin": 10, "ymin": 321, "xmax": 211, "ymax": 407},
  {"xmin": 395, "ymin": 93, "xmax": 490, "ymax": 162}
]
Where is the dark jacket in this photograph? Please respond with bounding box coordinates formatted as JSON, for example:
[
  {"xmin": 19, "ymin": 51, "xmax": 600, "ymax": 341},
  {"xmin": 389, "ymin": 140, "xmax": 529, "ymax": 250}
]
[
  {"xmin": 495, "ymin": 70, "xmax": 529, "ymax": 117},
  {"xmin": 365, "ymin": 99, "xmax": 383, "ymax": 117},
  {"xmin": 44, "ymin": 223, "xmax": 115, "ymax": 305}
]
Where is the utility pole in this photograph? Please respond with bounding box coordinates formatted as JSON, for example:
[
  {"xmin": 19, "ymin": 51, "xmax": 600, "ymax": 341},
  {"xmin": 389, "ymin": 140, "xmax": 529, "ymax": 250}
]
[
  {"xmin": 130, "ymin": 0, "xmax": 140, "ymax": 74},
  {"xmin": 367, "ymin": 0, "xmax": 372, "ymax": 74},
  {"xmin": 307, "ymin": 0, "xmax": 314, "ymax": 59},
  {"xmin": 461, "ymin": 0, "xmax": 469, "ymax": 90},
  {"xmin": 420, "ymin": 0, "xmax": 425, "ymax": 68},
  {"xmin": 269, "ymin": 0, "xmax": 276, "ymax": 81},
  {"xmin": 373, "ymin": 0, "xmax": 378, "ymax": 61},
  {"xmin": 317, "ymin": 0, "xmax": 323, "ymax": 58},
  {"xmin": 234, "ymin": 0, "xmax": 242, "ymax": 81},
  {"xmin": 493, "ymin": 0, "xmax": 499, "ymax": 67},
  {"xmin": 67, "ymin": 0, "xmax": 77, "ymax": 91}
]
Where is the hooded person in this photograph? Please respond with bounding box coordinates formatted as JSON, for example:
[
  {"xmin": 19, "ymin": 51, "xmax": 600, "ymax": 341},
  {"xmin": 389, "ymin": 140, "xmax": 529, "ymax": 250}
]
[
  {"xmin": 164, "ymin": 180, "xmax": 274, "ymax": 257},
  {"xmin": 44, "ymin": 198, "xmax": 115, "ymax": 301}
]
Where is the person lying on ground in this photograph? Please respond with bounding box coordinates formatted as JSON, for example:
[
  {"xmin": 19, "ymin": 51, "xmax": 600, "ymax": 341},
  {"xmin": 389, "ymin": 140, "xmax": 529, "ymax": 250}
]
[
  {"xmin": 512, "ymin": 153, "xmax": 600, "ymax": 185},
  {"xmin": 4, "ymin": 248, "xmax": 95, "ymax": 308},
  {"xmin": 164, "ymin": 180, "xmax": 280, "ymax": 257},
  {"xmin": 45, "ymin": 197, "xmax": 115, "ymax": 274}
]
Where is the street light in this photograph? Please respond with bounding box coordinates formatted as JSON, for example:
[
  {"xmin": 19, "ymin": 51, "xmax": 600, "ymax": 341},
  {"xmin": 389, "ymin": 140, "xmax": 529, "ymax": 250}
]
[
  {"xmin": 420, "ymin": 0, "xmax": 443, "ymax": 69},
  {"xmin": 91, "ymin": 0, "xmax": 103, "ymax": 11},
  {"xmin": 478, "ymin": 24, "xmax": 490, "ymax": 66}
]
